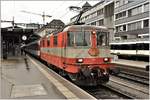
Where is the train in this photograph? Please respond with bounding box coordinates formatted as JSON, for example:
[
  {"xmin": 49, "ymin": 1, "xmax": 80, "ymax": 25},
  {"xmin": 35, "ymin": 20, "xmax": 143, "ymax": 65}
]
[
  {"xmin": 23, "ymin": 25, "xmax": 114, "ymax": 86},
  {"xmin": 110, "ymin": 38, "xmax": 149, "ymax": 62},
  {"xmin": 23, "ymin": 40, "xmax": 40, "ymax": 57}
]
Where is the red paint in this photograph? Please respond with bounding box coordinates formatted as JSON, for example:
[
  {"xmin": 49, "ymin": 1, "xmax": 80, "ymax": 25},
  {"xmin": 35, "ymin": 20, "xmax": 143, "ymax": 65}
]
[
  {"xmin": 88, "ymin": 32, "xmax": 99, "ymax": 56},
  {"xmin": 39, "ymin": 27, "xmax": 112, "ymax": 74},
  {"xmin": 40, "ymin": 51, "xmax": 112, "ymax": 73}
]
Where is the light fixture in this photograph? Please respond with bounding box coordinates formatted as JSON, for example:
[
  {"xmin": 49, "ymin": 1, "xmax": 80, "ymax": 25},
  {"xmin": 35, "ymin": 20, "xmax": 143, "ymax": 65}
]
[
  {"xmin": 77, "ymin": 58, "xmax": 83, "ymax": 63},
  {"xmin": 104, "ymin": 58, "xmax": 109, "ymax": 62},
  {"xmin": 92, "ymin": 31, "xmax": 96, "ymax": 35}
]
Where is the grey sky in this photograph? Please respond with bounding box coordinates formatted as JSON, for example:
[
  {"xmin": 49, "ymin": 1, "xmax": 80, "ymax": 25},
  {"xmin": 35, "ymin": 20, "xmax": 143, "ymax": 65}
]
[{"xmin": 1, "ymin": 0, "xmax": 99, "ymax": 27}]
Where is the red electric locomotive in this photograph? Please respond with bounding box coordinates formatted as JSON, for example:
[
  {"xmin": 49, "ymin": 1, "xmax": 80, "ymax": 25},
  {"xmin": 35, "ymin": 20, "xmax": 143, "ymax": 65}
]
[{"xmin": 40, "ymin": 25, "xmax": 113, "ymax": 86}]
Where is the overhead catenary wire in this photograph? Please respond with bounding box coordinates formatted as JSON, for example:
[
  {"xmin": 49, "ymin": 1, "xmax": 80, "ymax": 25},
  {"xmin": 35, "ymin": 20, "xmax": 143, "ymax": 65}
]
[{"xmin": 59, "ymin": 1, "xmax": 84, "ymax": 20}]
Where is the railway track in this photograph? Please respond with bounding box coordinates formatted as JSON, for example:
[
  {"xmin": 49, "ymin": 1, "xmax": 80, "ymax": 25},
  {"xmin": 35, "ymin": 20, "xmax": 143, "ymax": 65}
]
[
  {"xmin": 112, "ymin": 64, "xmax": 149, "ymax": 85},
  {"xmin": 81, "ymin": 85, "xmax": 131, "ymax": 99},
  {"xmin": 104, "ymin": 76, "xmax": 149, "ymax": 99},
  {"xmin": 82, "ymin": 63, "xmax": 149, "ymax": 99},
  {"xmin": 30, "ymin": 55, "xmax": 149, "ymax": 99},
  {"xmin": 115, "ymin": 71, "xmax": 149, "ymax": 85},
  {"xmin": 45, "ymin": 62, "xmax": 149, "ymax": 99},
  {"xmin": 113, "ymin": 64, "xmax": 149, "ymax": 78},
  {"xmin": 82, "ymin": 75, "xmax": 149, "ymax": 99}
]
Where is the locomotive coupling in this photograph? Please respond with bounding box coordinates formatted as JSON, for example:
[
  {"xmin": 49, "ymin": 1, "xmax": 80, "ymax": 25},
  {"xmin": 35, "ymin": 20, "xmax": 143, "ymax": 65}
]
[
  {"xmin": 80, "ymin": 66, "xmax": 108, "ymax": 77},
  {"xmin": 81, "ymin": 66, "xmax": 92, "ymax": 77}
]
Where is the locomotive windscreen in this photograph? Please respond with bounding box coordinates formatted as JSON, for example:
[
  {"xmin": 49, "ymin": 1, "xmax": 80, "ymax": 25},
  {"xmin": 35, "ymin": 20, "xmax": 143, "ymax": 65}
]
[
  {"xmin": 67, "ymin": 31, "xmax": 109, "ymax": 47},
  {"xmin": 97, "ymin": 32, "xmax": 109, "ymax": 46},
  {"xmin": 68, "ymin": 31, "xmax": 91, "ymax": 46}
]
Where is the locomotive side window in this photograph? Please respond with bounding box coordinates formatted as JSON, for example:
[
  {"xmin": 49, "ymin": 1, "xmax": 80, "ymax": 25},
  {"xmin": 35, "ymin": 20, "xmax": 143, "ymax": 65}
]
[
  {"xmin": 131, "ymin": 44, "xmax": 136, "ymax": 50},
  {"xmin": 47, "ymin": 39, "xmax": 50, "ymax": 46},
  {"xmin": 137, "ymin": 43, "xmax": 149, "ymax": 50},
  {"xmin": 67, "ymin": 32, "xmax": 74, "ymax": 46},
  {"xmin": 110, "ymin": 45, "xmax": 114, "ymax": 49},
  {"xmin": 137, "ymin": 43, "xmax": 145, "ymax": 50},
  {"xmin": 43, "ymin": 40, "xmax": 45, "ymax": 47},
  {"xmin": 54, "ymin": 35, "xmax": 57, "ymax": 46},
  {"xmin": 144, "ymin": 43, "xmax": 149, "ymax": 50},
  {"xmin": 97, "ymin": 32, "xmax": 108, "ymax": 46}
]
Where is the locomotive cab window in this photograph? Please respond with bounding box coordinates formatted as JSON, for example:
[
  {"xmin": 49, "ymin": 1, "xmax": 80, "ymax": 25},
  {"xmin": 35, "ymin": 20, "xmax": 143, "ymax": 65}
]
[
  {"xmin": 67, "ymin": 31, "xmax": 90, "ymax": 47},
  {"xmin": 97, "ymin": 32, "xmax": 108, "ymax": 46},
  {"xmin": 67, "ymin": 32, "xmax": 74, "ymax": 46}
]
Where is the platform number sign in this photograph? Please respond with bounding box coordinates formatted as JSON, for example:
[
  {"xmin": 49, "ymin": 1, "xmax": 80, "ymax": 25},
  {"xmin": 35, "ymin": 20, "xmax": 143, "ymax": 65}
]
[{"xmin": 22, "ymin": 35, "xmax": 27, "ymax": 41}]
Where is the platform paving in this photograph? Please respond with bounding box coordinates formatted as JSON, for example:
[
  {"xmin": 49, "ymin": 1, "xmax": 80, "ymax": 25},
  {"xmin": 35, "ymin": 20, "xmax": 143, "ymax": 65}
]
[
  {"xmin": 1, "ymin": 56, "xmax": 66, "ymax": 99},
  {"xmin": 112, "ymin": 59, "xmax": 149, "ymax": 69}
]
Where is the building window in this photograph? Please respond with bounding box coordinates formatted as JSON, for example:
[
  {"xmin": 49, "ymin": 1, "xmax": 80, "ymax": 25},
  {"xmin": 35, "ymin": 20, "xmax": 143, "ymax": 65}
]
[
  {"xmin": 121, "ymin": 36, "xmax": 127, "ymax": 40},
  {"xmin": 123, "ymin": 25, "xmax": 126, "ymax": 31},
  {"xmin": 54, "ymin": 35, "xmax": 57, "ymax": 46},
  {"xmin": 90, "ymin": 12, "xmax": 97, "ymax": 18},
  {"xmin": 115, "ymin": 0, "xmax": 129, "ymax": 8},
  {"xmin": 91, "ymin": 22, "xmax": 96, "ymax": 25},
  {"xmin": 115, "ymin": 0, "xmax": 120, "ymax": 8},
  {"xmin": 115, "ymin": 11, "xmax": 126, "ymax": 19},
  {"xmin": 128, "ymin": 21, "xmax": 142, "ymax": 31},
  {"xmin": 98, "ymin": 19, "xmax": 104, "ymax": 26},
  {"xmin": 116, "ymin": 25, "xmax": 126, "ymax": 32},
  {"xmin": 128, "ymin": 6, "xmax": 142, "ymax": 17},
  {"xmin": 116, "ymin": 26, "xmax": 120, "ymax": 32},
  {"xmin": 97, "ymin": 9, "xmax": 103, "ymax": 16},
  {"xmin": 144, "ymin": 3, "xmax": 149, "ymax": 12},
  {"xmin": 143, "ymin": 19, "xmax": 149, "ymax": 27}
]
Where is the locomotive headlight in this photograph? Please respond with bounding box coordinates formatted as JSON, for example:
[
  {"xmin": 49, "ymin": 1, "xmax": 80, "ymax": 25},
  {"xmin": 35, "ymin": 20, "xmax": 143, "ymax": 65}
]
[
  {"xmin": 103, "ymin": 72, "xmax": 107, "ymax": 75},
  {"xmin": 104, "ymin": 58, "xmax": 109, "ymax": 62},
  {"xmin": 77, "ymin": 58, "xmax": 83, "ymax": 63},
  {"xmin": 92, "ymin": 31, "xmax": 96, "ymax": 35}
]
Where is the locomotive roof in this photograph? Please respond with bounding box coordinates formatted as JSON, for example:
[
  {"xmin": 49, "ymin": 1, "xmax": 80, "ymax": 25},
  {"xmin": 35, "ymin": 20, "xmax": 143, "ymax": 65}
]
[
  {"xmin": 63, "ymin": 25, "xmax": 108, "ymax": 32},
  {"xmin": 44, "ymin": 25, "xmax": 108, "ymax": 38}
]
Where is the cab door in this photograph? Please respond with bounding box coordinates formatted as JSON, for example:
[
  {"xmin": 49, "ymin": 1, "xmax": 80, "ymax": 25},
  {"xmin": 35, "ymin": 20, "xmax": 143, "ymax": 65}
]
[{"xmin": 61, "ymin": 32, "xmax": 67, "ymax": 68}]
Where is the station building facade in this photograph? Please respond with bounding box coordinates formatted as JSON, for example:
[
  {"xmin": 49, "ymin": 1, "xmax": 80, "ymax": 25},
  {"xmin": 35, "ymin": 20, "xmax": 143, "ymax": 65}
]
[
  {"xmin": 114, "ymin": 0, "xmax": 149, "ymax": 40},
  {"xmin": 35, "ymin": 19, "xmax": 65, "ymax": 37},
  {"xmin": 70, "ymin": 0, "xmax": 114, "ymax": 42},
  {"xmin": 70, "ymin": 0, "xmax": 149, "ymax": 42}
]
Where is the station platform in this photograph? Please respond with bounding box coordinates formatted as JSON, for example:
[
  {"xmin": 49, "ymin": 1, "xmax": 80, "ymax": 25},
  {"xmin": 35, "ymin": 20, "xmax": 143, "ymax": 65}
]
[
  {"xmin": 1, "ymin": 56, "xmax": 66, "ymax": 99},
  {"xmin": 112, "ymin": 59, "xmax": 149, "ymax": 69},
  {"xmin": 1, "ymin": 55, "xmax": 96, "ymax": 99}
]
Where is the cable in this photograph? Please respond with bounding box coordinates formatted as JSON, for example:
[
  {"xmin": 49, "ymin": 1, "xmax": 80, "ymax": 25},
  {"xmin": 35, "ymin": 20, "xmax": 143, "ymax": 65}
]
[{"xmin": 59, "ymin": 1, "xmax": 84, "ymax": 19}]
